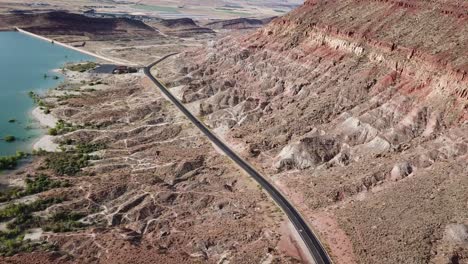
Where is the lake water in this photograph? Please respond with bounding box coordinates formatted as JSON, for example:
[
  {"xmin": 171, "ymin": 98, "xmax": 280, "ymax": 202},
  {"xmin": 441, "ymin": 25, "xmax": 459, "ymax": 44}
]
[{"xmin": 0, "ymin": 31, "xmax": 93, "ymax": 156}]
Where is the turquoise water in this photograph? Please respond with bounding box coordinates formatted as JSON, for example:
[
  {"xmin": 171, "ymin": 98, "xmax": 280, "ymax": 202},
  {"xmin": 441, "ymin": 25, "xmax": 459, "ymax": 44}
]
[{"xmin": 0, "ymin": 31, "xmax": 93, "ymax": 156}]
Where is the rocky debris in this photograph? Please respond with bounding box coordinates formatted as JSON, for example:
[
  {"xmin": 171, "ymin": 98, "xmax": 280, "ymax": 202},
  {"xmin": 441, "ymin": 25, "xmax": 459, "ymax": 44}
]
[
  {"xmin": 276, "ymin": 135, "xmax": 340, "ymax": 171},
  {"xmin": 444, "ymin": 224, "xmax": 468, "ymax": 244},
  {"xmin": 389, "ymin": 161, "xmax": 414, "ymax": 181}
]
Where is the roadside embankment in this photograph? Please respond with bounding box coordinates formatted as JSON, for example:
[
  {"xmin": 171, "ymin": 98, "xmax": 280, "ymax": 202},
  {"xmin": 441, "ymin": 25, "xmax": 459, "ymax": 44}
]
[{"xmin": 16, "ymin": 27, "xmax": 139, "ymax": 66}]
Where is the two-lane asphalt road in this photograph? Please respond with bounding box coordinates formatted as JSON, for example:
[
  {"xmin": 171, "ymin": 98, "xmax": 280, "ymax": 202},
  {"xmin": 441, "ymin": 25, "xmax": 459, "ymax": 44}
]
[{"xmin": 144, "ymin": 56, "xmax": 332, "ymax": 264}]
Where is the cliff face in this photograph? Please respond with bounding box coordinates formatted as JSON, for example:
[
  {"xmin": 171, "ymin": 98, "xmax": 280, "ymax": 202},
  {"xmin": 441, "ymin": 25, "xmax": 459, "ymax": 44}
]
[{"xmin": 159, "ymin": 0, "xmax": 468, "ymax": 263}]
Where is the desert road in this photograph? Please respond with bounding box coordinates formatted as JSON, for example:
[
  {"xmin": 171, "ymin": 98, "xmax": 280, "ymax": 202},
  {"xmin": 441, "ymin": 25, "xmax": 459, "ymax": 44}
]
[{"xmin": 144, "ymin": 55, "xmax": 332, "ymax": 264}]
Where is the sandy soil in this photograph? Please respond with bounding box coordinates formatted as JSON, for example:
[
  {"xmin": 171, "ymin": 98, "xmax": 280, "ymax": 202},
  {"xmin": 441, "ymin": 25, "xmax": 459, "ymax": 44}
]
[
  {"xmin": 31, "ymin": 107, "xmax": 57, "ymax": 128},
  {"xmin": 33, "ymin": 135, "xmax": 59, "ymax": 152},
  {"xmin": 31, "ymin": 107, "xmax": 59, "ymax": 152}
]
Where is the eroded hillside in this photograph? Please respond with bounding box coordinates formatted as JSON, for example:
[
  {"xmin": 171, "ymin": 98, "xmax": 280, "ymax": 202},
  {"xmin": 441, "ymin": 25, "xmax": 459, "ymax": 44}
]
[
  {"xmin": 156, "ymin": 0, "xmax": 468, "ymax": 263},
  {"xmin": 0, "ymin": 67, "xmax": 299, "ymax": 263}
]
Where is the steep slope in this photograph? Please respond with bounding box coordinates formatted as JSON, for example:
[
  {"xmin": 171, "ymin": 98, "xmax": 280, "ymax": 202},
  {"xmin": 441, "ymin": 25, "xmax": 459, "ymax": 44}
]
[{"xmin": 156, "ymin": 0, "xmax": 468, "ymax": 263}]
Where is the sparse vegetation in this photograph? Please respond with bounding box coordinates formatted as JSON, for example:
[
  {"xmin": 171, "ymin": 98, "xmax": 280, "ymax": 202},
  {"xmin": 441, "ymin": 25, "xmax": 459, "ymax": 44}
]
[
  {"xmin": 0, "ymin": 197, "xmax": 65, "ymax": 256},
  {"xmin": 28, "ymin": 91, "xmax": 50, "ymax": 108},
  {"xmin": 0, "ymin": 229, "xmax": 56, "ymax": 257},
  {"xmin": 0, "ymin": 174, "xmax": 70, "ymax": 203},
  {"xmin": 48, "ymin": 120, "xmax": 79, "ymax": 136},
  {"xmin": 0, "ymin": 152, "xmax": 26, "ymax": 170},
  {"xmin": 66, "ymin": 62, "xmax": 97, "ymax": 72},
  {"xmin": 24, "ymin": 174, "xmax": 70, "ymax": 195},
  {"xmin": 43, "ymin": 143, "xmax": 105, "ymax": 176},
  {"xmin": 57, "ymin": 94, "xmax": 78, "ymax": 102},
  {"xmin": 45, "ymin": 152, "xmax": 89, "ymax": 176},
  {"xmin": 75, "ymin": 143, "xmax": 106, "ymax": 154},
  {"xmin": 0, "ymin": 197, "xmax": 63, "ymax": 222},
  {"xmin": 42, "ymin": 212, "xmax": 86, "ymax": 233}
]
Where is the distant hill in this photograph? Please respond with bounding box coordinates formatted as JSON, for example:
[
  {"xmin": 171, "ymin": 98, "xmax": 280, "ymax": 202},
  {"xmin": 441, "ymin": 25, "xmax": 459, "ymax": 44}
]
[
  {"xmin": 204, "ymin": 17, "xmax": 276, "ymax": 30},
  {"xmin": 149, "ymin": 18, "xmax": 215, "ymax": 38},
  {"xmin": 0, "ymin": 11, "xmax": 159, "ymax": 40}
]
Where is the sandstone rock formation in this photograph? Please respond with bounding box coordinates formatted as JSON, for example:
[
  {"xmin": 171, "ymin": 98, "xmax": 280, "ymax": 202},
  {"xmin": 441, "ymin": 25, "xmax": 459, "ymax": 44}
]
[{"xmin": 156, "ymin": 0, "xmax": 468, "ymax": 263}]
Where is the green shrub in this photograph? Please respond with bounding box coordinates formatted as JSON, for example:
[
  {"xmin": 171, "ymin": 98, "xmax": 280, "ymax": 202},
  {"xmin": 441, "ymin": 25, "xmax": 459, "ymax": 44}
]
[
  {"xmin": 3, "ymin": 135, "xmax": 15, "ymax": 142},
  {"xmin": 0, "ymin": 152, "xmax": 26, "ymax": 170},
  {"xmin": 48, "ymin": 128, "xmax": 58, "ymax": 136}
]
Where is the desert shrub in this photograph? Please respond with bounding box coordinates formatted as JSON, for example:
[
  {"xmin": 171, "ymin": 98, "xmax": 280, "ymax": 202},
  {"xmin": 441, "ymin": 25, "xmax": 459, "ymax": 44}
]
[
  {"xmin": 0, "ymin": 175, "xmax": 68, "ymax": 203},
  {"xmin": 0, "ymin": 198, "xmax": 65, "ymax": 256},
  {"xmin": 24, "ymin": 174, "xmax": 70, "ymax": 195},
  {"xmin": 45, "ymin": 152, "xmax": 89, "ymax": 176},
  {"xmin": 0, "ymin": 197, "xmax": 63, "ymax": 222},
  {"xmin": 42, "ymin": 211, "xmax": 87, "ymax": 233},
  {"xmin": 6, "ymin": 213, "xmax": 41, "ymax": 230},
  {"xmin": 50, "ymin": 120, "xmax": 82, "ymax": 135},
  {"xmin": 0, "ymin": 187, "xmax": 22, "ymax": 203},
  {"xmin": 75, "ymin": 143, "xmax": 106, "ymax": 154},
  {"xmin": 0, "ymin": 236, "xmax": 56, "ymax": 257}
]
